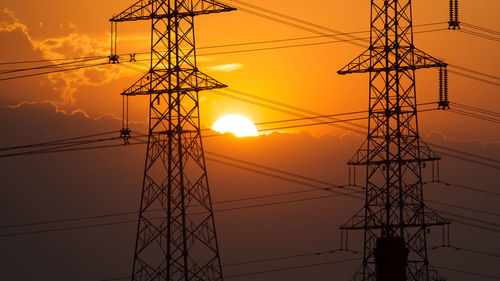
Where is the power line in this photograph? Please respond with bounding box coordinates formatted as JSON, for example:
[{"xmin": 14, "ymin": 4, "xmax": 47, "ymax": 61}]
[
  {"xmin": 459, "ymin": 28, "xmax": 500, "ymax": 43},
  {"xmin": 223, "ymin": 248, "xmax": 360, "ymax": 267},
  {"xmin": 448, "ymin": 69, "xmax": 500, "ymax": 87},
  {"xmin": 0, "ymin": 62, "xmax": 108, "ymax": 82},
  {"xmin": 222, "ymin": 1, "xmax": 367, "ymax": 49},
  {"xmin": 435, "ymin": 265, "xmax": 500, "ymax": 280},
  {"xmin": 432, "ymin": 148, "xmax": 500, "ymax": 170},
  {"xmin": 0, "ymin": 192, "xmax": 361, "ymax": 238},
  {"xmin": 0, "ymin": 57, "xmax": 108, "ymax": 75},
  {"xmin": 100, "ymin": 257, "xmax": 361, "ymax": 281},
  {"xmin": 225, "ymin": 258, "xmax": 360, "ymax": 279},
  {"xmin": 430, "ymin": 245, "xmax": 500, "ymax": 259},
  {"xmin": 462, "ymin": 22, "xmax": 500, "ymax": 36},
  {"xmin": 0, "ymin": 189, "xmax": 326, "ymax": 231},
  {"xmin": 436, "ymin": 210, "xmax": 500, "ymax": 228},
  {"xmin": 1, "ymin": 153, "xmax": 498, "ymax": 237},
  {"xmin": 0, "ymin": 130, "xmax": 119, "ymax": 152},
  {"xmin": 206, "ymin": 151, "xmax": 348, "ymax": 189},
  {"xmin": 448, "ymin": 65, "xmax": 500, "ymax": 82},
  {"xmin": 427, "ymin": 143, "xmax": 500, "ymax": 164},
  {"xmin": 0, "ymin": 55, "xmax": 107, "ymax": 66},
  {"xmin": 0, "ymin": 26, "xmax": 444, "ymax": 69},
  {"xmin": 449, "ymin": 108, "xmax": 500, "ymax": 124},
  {"xmin": 436, "ymin": 181, "xmax": 500, "ymax": 197},
  {"xmin": 427, "ymin": 199, "xmax": 500, "ymax": 218}
]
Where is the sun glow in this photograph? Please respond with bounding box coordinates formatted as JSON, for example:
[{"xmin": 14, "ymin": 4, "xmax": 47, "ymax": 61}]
[{"xmin": 212, "ymin": 115, "xmax": 259, "ymax": 137}]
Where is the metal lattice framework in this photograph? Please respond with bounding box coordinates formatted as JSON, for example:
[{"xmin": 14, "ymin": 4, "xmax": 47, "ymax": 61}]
[
  {"xmin": 338, "ymin": 1, "xmax": 449, "ymax": 280},
  {"xmin": 111, "ymin": 1, "xmax": 235, "ymax": 280}
]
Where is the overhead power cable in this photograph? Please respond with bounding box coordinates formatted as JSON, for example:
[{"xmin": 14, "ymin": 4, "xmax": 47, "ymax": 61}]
[
  {"xmin": 223, "ymin": 248, "xmax": 360, "ymax": 267},
  {"xmin": 427, "ymin": 199, "xmax": 500, "ymax": 217},
  {"xmin": 448, "ymin": 108, "xmax": 500, "ymax": 124},
  {"xmin": 435, "ymin": 265, "xmax": 500, "ymax": 280},
  {"xmin": 461, "ymin": 22, "xmax": 500, "ymax": 36},
  {"xmin": 0, "ymin": 57, "xmax": 108, "ymax": 75},
  {"xmin": 436, "ymin": 181, "xmax": 500, "ymax": 197},
  {"xmin": 0, "ymin": 192, "xmax": 362, "ymax": 238},
  {"xmin": 447, "ymin": 69, "xmax": 500, "ymax": 87},
  {"xmin": 459, "ymin": 28, "xmax": 500, "ymax": 43},
  {"xmin": 448, "ymin": 65, "xmax": 500, "ymax": 82},
  {"xmin": 427, "ymin": 143, "xmax": 500, "ymax": 165},
  {"xmin": 0, "ymin": 55, "xmax": 107, "ymax": 66},
  {"xmin": 1, "ymin": 152, "xmax": 499, "ymax": 237},
  {"xmin": 430, "ymin": 245, "xmax": 500, "ymax": 259},
  {"xmin": 431, "ymin": 148, "xmax": 500, "ymax": 170},
  {"xmin": 451, "ymin": 102, "xmax": 500, "ymax": 117},
  {"xmin": 0, "ymin": 62, "xmax": 108, "ymax": 82},
  {"xmin": 100, "ymin": 257, "xmax": 361, "ymax": 281},
  {"xmin": 225, "ymin": 258, "xmax": 360, "ymax": 279}
]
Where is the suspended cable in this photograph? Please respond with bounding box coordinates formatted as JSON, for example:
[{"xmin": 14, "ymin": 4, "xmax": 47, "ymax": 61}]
[
  {"xmin": 448, "ymin": 69, "xmax": 500, "ymax": 87},
  {"xmin": 427, "ymin": 143, "xmax": 500, "ymax": 164},
  {"xmin": 223, "ymin": 248, "xmax": 360, "ymax": 267},
  {"xmin": 430, "ymin": 245, "xmax": 500, "ymax": 259},
  {"xmin": 448, "ymin": 65, "xmax": 500, "ymax": 82},
  {"xmin": 427, "ymin": 199, "xmax": 500, "ymax": 218},
  {"xmin": 0, "ymin": 55, "xmax": 107, "ymax": 66},
  {"xmin": 0, "ymin": 57, "xmax": 108, "ymax": 75},
  {"xmin": 448, "ymin": 108, "xmax": 500, "ymax": 124},
  {"xmin": 0, "ymin": 62, "xmax": 108, "ymax": 82},
  {"xmin": 225, "ymin": 258, "xmax": 361, "ymax": 279},
  {"xmin": 1, "ymin": 152, "xmax": 498, "ymax": 237},
  {"xmin": 459, "ymin": 28, "xmax": 500, "ymax": 43},
  {"xmin": 0, "ymin": 192, "xmax": 362, "ymax": 238},
  {"xmin": 461, "ymin": 22, "xmax": 500, "ymax": 36},
  {"xmin": 431, "ymin": 148, "xmax": 500, "ymax": 170},
  {"xmin": 436, "ymin": 181, "xmax": 500, "ymax": 197},
  {"xmin": 100, "ymin": 257, "xmax": 361, "ymax": 281},
  {"xmin": 435, "ymin": 265, "xmax": 500, "ymax": 280}
]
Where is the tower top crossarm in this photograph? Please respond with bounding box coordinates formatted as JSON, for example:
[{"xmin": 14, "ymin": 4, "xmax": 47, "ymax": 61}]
[
  {"xmin": 110, "ymin": 0, "xmax": 236, "ymax": 22},
  {"xmin": 337, "ymin": 0, "xmax": 446, "ymax": 75}
]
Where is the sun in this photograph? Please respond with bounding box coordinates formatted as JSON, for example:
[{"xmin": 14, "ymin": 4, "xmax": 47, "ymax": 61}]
[{"xmin": 212, "ymin": 115, "xmax": 259, "ymax": 137}]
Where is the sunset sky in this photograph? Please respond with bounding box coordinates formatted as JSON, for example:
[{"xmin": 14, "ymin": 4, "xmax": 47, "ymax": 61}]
[{"xmin": 0, "ymin": 1, "xmax": 499, "ymax": 281}]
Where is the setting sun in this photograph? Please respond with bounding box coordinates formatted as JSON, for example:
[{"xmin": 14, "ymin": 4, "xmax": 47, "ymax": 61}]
[{"xmin": 212, "ymin": 115, "xmax": 259, "ymax": 137}]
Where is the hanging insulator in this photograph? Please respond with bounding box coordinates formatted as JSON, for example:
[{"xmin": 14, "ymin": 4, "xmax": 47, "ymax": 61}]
[
  {"xmin": 443, "ymin": 67, "xmax": 450, "ymax": 109},
  {"xmin": 438, "ymin": 67, "xmax": 450, "ymax": 110},
  {"xmin": 448, "ymin": 0, "xmax": 454, "ymax": 29},
  {"xmin": 109, "ymin": 22, "xmax": 120, "ymax": 64},
  {"xmin": 454, "ymin": 0, "xmax": 461, "ymax": 29},
  {"xmin": 120, "ymin": 95, "xmax": 131, "ymax": 145},
  {"xmin": 439, "ymin": 67, "xmax": 444, "ymax": 106}
]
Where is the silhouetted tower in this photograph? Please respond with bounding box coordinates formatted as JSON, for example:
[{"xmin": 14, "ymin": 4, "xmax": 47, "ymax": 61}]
[
  {"xmin": 338, "ymin": 1, "xmax": 450, "ymax": 280},
  {"xmin": 110, "ymin": 1, "xmax": 235, "ymax": 280}
]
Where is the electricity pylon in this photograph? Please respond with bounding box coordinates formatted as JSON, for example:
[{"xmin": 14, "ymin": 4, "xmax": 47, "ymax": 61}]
[
  {"xmin": 110, "ymin": 1, "xmax": 235, "ymax": 280},
  {"xmin": 338, "ymin": 1, "xmax": 450, "ymax": 280}
]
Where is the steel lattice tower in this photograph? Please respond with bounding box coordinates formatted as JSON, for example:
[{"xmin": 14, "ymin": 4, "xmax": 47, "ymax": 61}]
[
  {"xmin": 338, "ymin": 1, "xmax": 450, "ymax": 280},
  {"xmin": 110, "ymin": 1, "xmax": 235, "ymax": 280}
]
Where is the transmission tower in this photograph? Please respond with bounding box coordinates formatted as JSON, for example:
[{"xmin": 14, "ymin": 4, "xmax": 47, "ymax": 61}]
[
  {"xmin": 110, "ymin": 1, "xmax": 235, "ymax": 280},
  {"xmin": 338, "ymin": 1, "xmax": 450, "ymax": 280}
]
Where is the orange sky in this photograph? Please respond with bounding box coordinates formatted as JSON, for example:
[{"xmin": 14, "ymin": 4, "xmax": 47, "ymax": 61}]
[
  {"xmin": 0, "ymin": 0, "xmax": 499, "ymax": 142},
  {"xmin": 0, "ymin": 2, "xmax": 499, "ymax": 280}
]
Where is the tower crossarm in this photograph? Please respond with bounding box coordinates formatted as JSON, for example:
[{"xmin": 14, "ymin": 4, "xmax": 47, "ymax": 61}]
[
  {"xmin": 338, "ymin": 47, "xmax": 447, "ymax": 75},
  {"xmin": 348, "ymin": 140, "xmax": 441, "ymax": 166},
  {"xmin": 120, "ymin": 69, "xmax": 227, "ymax": 96},
  {"xmin": 340, "ymin": 205, "xmax": 450, "ymax": 231},
  {"xmin": 110, "ymin": 0, "xmax": 235, "ymax": 22}
]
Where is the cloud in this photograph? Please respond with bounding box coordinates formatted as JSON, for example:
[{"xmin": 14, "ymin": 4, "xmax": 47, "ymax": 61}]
[
  {"xmin": 0, "ymin": 8, "xmax": 32, "ymax": 40},
  {"xmin": 0, "ymin": 8, "xmax": 123, "ymax": 104},
  {"xmin": 206, "ymin": 63, "xmax": 244, "ymax": 72}
]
